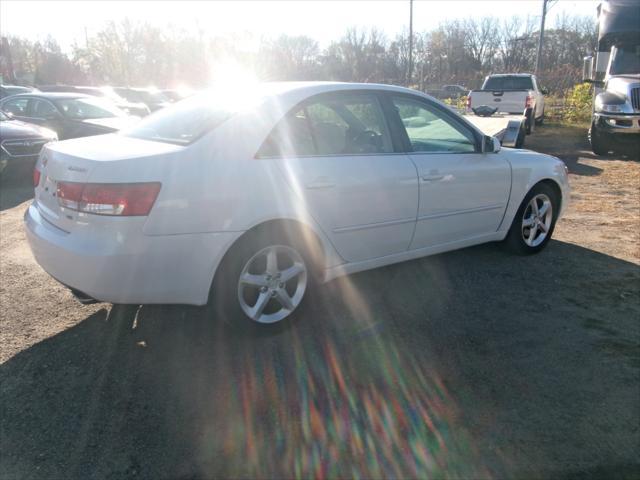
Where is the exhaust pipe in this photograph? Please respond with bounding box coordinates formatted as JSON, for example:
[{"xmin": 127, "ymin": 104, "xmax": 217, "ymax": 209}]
[{"xmin": 69, "ymin": 288, "xmax": 99, "ymax": 305}]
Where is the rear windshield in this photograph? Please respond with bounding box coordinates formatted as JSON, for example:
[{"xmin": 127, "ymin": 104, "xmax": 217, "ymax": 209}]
[
  {"xmin": 482, "ymin": 76, "xmax": 534, "ymax": 90},
  {"xmin": 55, "ymin": 97, "xmax": 126, "ymax": 119},
  {"xmin": 122, "ymin": 90, "xmax": 264, "ymax": 145}
]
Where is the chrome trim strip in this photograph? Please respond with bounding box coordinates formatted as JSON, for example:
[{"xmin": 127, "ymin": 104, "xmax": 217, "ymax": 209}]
[
  {"xmin": 333, "ymin": 216, "xmax": 416, "ymax": 234},
  {"xmin": 417, "ymin": 203, "xmax": 505, "ymax": 222}
]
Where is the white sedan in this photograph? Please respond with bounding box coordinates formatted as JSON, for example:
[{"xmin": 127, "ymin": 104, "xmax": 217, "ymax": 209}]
[{"xmin": 25, "ymin": 82, "xmax": 569, "ymax": 329}]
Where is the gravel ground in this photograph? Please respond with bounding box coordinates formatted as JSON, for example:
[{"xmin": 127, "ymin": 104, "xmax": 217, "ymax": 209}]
[{"xmin": 1, "ymin": 124, "xmax": 639, "ymax": 479}]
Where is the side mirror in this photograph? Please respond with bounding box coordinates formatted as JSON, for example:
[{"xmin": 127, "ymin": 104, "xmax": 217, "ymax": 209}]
[
  {"xmin": 3, "ymin": 110, "xmax": 14, "ymax": 119},
  {"xmin": 540, "ymin": 87, "xmax": 549, "ymax": 95},
  {"xmin": 483, "ymin": 135, "xmax": 501, "ymax": 153},
  {"xmin": 583, "ymin": 55, "xmax": 594, "ymax": 82}
]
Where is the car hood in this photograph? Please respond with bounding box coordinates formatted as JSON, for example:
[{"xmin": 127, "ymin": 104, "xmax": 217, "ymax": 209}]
[
  {"xmin": 79, "ymin": 116, "xmax": 141, "ymax": 131},
  {"xmin": 0, "ymin": 119, "xmax": 56, "ymax": 140},
  {"xmin": 607, "ymin": 75, "xmax": 640, "ymax": 95}
]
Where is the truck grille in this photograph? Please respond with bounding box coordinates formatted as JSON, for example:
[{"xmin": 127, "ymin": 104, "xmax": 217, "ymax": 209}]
[
  {"xmin": 631, "ymin": 87, "xmax": 640, "ymax": 111},
  {"xmin": 0, "ymin": 138, "xmax": 48, "ymax": 157}
]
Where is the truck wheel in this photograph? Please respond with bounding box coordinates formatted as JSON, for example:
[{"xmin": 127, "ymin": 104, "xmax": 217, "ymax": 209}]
[
  {"xmin": 535, "ymin": 110, "xmax": 545, "ymax": 125},
  {"xmin": 589, "ymin": 121, "xmax": 611, "ymax": 156}
]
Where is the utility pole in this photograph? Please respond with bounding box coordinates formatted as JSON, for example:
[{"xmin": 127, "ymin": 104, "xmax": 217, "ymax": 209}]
[
  {"xmin": 535, "ymin": 0, "xmax": 548, "ymax": 75},
  {"xmin": 408, "ymin": 0, "xmax": 413, "ymax": 86}
]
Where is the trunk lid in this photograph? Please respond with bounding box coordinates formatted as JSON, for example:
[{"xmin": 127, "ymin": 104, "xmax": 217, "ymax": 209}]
[{"xmin": 35, "ymin": 133, "xmax": 183, "ymax": 232}]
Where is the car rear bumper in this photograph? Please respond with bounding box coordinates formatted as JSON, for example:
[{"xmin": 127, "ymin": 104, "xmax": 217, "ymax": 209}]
[{"xmin": 24, "ymin": 203, "xmax": 240, "ymax": 305}]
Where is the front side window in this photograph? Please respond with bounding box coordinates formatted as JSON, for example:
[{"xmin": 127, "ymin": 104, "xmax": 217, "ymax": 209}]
[{"xmin": 392, "ymin": 96, "xmax": 477, "ymax": 153}]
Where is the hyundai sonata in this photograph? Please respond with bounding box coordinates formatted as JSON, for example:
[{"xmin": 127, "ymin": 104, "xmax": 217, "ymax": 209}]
[{"xmin": 25, "ymin": 82, "xmax": 569, "ymax": 329}]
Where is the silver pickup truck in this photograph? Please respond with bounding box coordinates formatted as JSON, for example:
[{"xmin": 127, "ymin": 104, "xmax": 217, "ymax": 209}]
[{"xmin": 468, "ymin": 74, "xmax": 547, "ymax": 128}]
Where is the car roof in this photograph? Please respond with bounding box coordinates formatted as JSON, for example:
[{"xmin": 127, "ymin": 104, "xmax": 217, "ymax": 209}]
[
  {"xmin": 486, "ymin": 73, "xmax": 534, "ymax": 77},
  {"xmin": 1, "ymin": 92, "xmax": 90, "ymax": 100}
]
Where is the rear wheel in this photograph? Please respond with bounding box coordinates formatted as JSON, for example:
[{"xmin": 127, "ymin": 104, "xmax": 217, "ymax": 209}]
[
  {"xmin": 210, "ymin": 229, "xmax": 314, "ymax": 333},
  {"xmin": 504, "ymin": 183, "xmax": 559, "ymax": 255},
  {"xmin": 589, "ymin": 121, "xmax": 611, "ymax": 156},
  {"xmin": 535, "ymin": 109, "xmax": 545, "ymax": 125}
]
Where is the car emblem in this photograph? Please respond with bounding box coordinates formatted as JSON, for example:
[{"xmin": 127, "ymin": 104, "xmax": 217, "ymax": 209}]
[{"xmin": 22, "ymin": 140, "xmax": 35, "ymax": 147}]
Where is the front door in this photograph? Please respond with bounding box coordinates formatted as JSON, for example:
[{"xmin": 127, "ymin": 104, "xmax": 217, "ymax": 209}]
[
  {"xmin": 388, "ymin": 94, "xmax": 511, "ymax": 249},
  {"xmin": 257, "ymin": 92, "xmax": 419, "ymax": 263}
]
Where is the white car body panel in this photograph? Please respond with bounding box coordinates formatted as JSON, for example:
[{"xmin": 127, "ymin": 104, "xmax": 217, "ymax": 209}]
[
  {"xmin": 24, "ymin": 82, "xmax": 569, "ymax": 306},
  {"xmin": 408, "ymin": 151, "xmax": 511, "ymax": 249}
]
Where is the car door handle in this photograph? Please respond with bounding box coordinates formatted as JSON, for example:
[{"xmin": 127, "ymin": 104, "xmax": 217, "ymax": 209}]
[
  {"xmin": 421, "ymin": 174, "xmax": 445, "ymax": 182},
  {"xmin": 305, "ymin": 178, "xmax": 336, "ymax": 190}
]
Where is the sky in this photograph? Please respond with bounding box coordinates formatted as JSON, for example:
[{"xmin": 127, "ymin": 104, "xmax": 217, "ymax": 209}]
[{"xmin": 1, "ymin": 0, "xmax": 600, "ymax": 52}]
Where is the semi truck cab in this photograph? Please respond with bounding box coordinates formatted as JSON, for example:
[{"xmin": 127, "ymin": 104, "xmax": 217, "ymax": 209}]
[{"xmin": 583, "ymin": 0, "xmax": 640, "ymax": 157}]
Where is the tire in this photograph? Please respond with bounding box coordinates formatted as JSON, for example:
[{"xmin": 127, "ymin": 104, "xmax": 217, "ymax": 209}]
[
  {"xmin": 504, "ymin": 182, "xmax": 559, "ymax": 255},
  {"xmin": 525, "ymin": 114, "xmax": 533, "ymax": 135},
  {"xmin": 589, "ymin": 121, "xmax": 611, "ymax": 156},
  {"xmin": 535, "ymin": 110, "xmax": 545, "ymax": 125},
  {"xmin": 209, "ymin": 227, "xmax": 317, "ymax": 334}
]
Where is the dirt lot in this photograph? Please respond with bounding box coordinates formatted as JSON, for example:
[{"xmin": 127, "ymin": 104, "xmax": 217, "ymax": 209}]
[{"xmin": 1, "ymin": 124, "xmax": 639, "ymax": 479}]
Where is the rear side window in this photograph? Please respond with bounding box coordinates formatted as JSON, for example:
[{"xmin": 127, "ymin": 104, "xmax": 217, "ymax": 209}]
[
  {"xmin": 2, "ymin": 97, "xmax": 29, "ymax": 116},
  {"xmin": 30, "ymin": 99, "xmax": 58, "ymax": 118},
  {"xmin": 483, "ymin": 76, "xmax": 534, "ymax": 90},
  {"xmin": 257, "ymin": 93, "xmax": 393, "ymax": 157},
  {"xmin": 258, "ymin": 109, "xmax": 315, "ymax": 157}
]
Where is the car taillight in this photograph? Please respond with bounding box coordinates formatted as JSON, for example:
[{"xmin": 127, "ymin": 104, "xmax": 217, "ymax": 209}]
[
  {"xmin": 56, "ymin": 182, "xmax": 161, "ymax": 216},
  {"xmin": 466, "ymin": 95, "xmax": 471, "ymax": 109},
  {"xmin": 525, "ymin": 95, "xmax": 533, "ymax": 108},
  {"xmin": 33, "ymin": 167, "xmax": 41, "ymax": 187}
]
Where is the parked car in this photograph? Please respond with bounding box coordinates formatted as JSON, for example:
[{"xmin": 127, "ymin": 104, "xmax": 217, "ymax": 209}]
[
  {"xmin": 0, "ymin": 92, "xmax": 139, "ymax": 140},
  {"xmin": 0, "ymin": 110, "xmax": 57, "ymax": 179},
  {"xmin": 161, "ymin": 89, "xmax": 194, "ymax": 102},
  {"xmin": 113, "ymin": 87, "xmax": 171, "ymax": 112},
  {"xmin": 38, "ymin": 85, "xmax": 150, "ymax": 117},
  {"xmin": 468, "ymin": 74, "xmax": 547, "ymax": 126},
  {"xmin": 0, "ymin": 85, "xmax": 34, "ymax": 99},
  {"xmin": 429, "ymin": 84, "xmax": 468, "ymax": 100},
  {"xmin": 25, "ymin": 82, "xmax": 569, "ymax": 331}
]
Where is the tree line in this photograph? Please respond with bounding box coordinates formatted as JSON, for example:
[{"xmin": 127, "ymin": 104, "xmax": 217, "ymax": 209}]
[{"xmin": 2, "ymin": 13, "xmax": 596, "ymax": 94}]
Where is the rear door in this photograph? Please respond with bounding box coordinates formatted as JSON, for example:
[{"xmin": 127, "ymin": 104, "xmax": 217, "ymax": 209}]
[
  {"xmin": 387, "ymin": 93, "xmax": 510, "ymax": 249},
  {"xmin": 259, "ymin": 91, "xmax": 419, "ymax": 263}
]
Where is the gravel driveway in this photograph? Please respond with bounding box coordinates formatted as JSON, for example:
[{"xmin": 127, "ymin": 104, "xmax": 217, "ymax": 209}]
[{"xmin": 1, "ymin": 124, "xmax": 639, "ymax": 479}]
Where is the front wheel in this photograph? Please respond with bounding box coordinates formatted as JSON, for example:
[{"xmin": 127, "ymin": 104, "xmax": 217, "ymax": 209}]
[
  {"xmin": 589, "ymin": 121, "xmax": 611, "ymax": 156},
  {"xmin": 210, "ymin": 230, "xmax": 314, "ymax": 333},
  {"xmin": 504, "ymin": 183, "xmax": 559, "ymax": 255}
]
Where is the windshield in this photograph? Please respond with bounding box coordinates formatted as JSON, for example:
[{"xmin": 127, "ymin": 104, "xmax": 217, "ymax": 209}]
[
  {"xmin": 54, "ymin": 97, "xmax": 125, "ymax": 120},
  {"xmin": 610, "ymin": 44, "xmax": 640, "ymax": 75},
  {"xmin": 122, "ymin": 90, "xmax": 262, "ymax": 145},
  {"xmin": 483, "ymin": 76, "xmax": 534, "ymax": 90}
]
